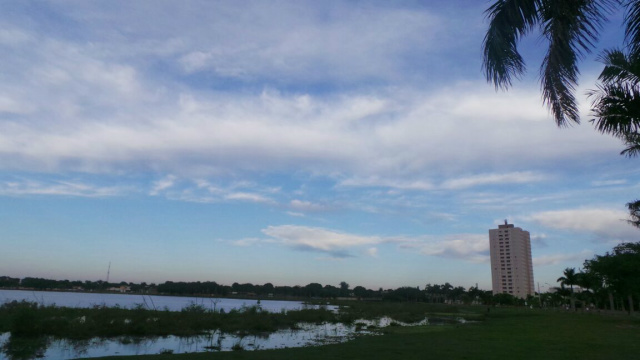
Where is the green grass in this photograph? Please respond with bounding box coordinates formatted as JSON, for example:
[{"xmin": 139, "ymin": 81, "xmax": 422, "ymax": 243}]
[{"xmin": 84, "ymin": 308, "xmax": 640, "ymax": 360}]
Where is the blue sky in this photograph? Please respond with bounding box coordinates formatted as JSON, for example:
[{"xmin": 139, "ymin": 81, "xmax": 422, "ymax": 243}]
[{"xmin": 0, "ymin": 1, "xmax": 638, "ymax": 291}]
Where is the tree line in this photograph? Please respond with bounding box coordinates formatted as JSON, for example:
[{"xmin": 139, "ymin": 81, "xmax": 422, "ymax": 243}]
[
  {"xmin": 554, "ymin": 241, "xmax": 640, "ymax": 313},
  {"xmin": 0, "ymin": 276, "xmax": 498, "ymax": 304},
  {"xmin": 7, "ymin": 239, "xmax": 635, "ymax": 309}
]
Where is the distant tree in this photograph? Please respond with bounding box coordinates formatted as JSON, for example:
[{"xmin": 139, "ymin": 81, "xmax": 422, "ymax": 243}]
[
  {"xmin": 262, "ymin": 282, "xmax": 275, "ymax": 295},
  {"xmin": 339, "ymin": 281, "xmax": 350, "ymax": 297},
  {"xmin": 492, "ymin": 292, "xmax": 520, "ymax": 306},
  {"xmin": 383, "ymin": 287, "xmax": 424, "ymax": 302},
  {"xmin": 557, "ymin": 267, "xmax": 579, "ymax": 310},
  {"xmin": 353, "ymin": 286, "xmax": 369, "ymax": 299},
  {"xmin": 586, "ymin": 242, "xmax": 640, "ymax": 313},
  {"xmin": 304, "ymin": 283, "xmax": 324, "ymax": 298},
  {"xmin": 0, "ymin": 276, "xmax": 20, "ymax": 288},
  {"xmin": 323, "ymin": 285, "xmax": 340, "ymax": 298},
  {"xmin": 576, "ymin": 268, "xmax": 604, "ymax": 309}
]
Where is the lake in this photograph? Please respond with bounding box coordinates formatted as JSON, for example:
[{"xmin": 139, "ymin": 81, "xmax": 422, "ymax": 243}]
[{"xmin": 0, "ymin": 289, "xmax": 314, "ymax": 313}]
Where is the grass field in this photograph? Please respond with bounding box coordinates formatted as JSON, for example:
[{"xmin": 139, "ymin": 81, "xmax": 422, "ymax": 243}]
[{"xmin": 85, "ymin": 308, "xmax": 640, "ymax": 360}]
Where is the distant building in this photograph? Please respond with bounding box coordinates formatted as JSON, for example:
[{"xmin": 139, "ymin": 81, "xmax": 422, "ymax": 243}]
[
  {"xmin": 107, "ymin": 285, "xmax": 131, "ymax": 293},
  {"xmin": 489, "ymin": 221, "xmax": 534, "ymax": 298}
]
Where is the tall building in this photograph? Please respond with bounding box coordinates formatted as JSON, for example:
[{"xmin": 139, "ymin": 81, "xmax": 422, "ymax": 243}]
[{"xmin": 489, "ymin": 221, "xmax": 534, "ymax": 298}]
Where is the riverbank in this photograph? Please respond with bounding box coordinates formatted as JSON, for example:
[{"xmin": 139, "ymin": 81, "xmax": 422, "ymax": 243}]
[{"xmin": 86, "ymin": 308, "xmax": 640, "ymax": 360}]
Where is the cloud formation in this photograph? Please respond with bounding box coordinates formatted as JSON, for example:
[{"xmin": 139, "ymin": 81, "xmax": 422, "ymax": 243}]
[
  {"xmin": 0, "ymin": 179, "xmax": 125, "ymax": 197},
  {"xmin": 527, "ymin": 208, "xmax": 637, "ymax": 243},
  {"xmin": 0, "ymin": 6, "xmax": 622, "ymax": 183},
  {"xmin": 258, "ymin": 225, "xmax": 491, "ymax": 262},
  {"xmin": 261, "ymin": 225, "xmax": 381, "ymax": 258},
  {"xmin": 400, "ymin": 234, "xmax": 490, "ymax": 263},
  {"xmin": 533, "ymin": 250, "xmax": 594, "ymax": 267}
]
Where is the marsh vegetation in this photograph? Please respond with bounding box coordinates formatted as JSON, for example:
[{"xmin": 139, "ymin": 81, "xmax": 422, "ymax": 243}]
[{"xmin": 0, "ymin": 299, "xmax": 470, "ymax": 359}]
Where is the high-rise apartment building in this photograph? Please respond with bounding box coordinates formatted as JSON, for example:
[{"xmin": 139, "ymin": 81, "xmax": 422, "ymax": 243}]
[{"xmin": 489, "ymin": 221, "xmax": 534, "ymax": 298}]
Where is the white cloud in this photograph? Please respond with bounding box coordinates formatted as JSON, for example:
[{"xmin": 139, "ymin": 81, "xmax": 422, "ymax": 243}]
[
  {"xmin": 289, "ymin": 199, "xmax": 328, "ymax": 212},
  {"xmin": 591, "ymin": 179, "xmax": 627, "ymax": 187},
  {"xmin": 147, "ymin": 178, "xmax": 281, "ymax": 206},
  {"xmin": 150, "ymin": 175, "xmax": 177, "ymax": 196},
  {"xmin": 257, "ymin": 225, "xmax": 490, "ymax": 262},
  {"xmin": 339, "ymin": 177, "xmax": 435, "ymax": 191},
  {"xmin": 170, "ymin": 3, "xmax": 443, "ymax": 84},
  {"xmin": 339, "ymin": 171, "xmax": 547, "ymax": 192},
  {"xmin": 225, "ymin": 192, "xmax": 274, "ymax": 204},
  {"xmin": 0, "ymin": 179, "xmax": 125, "ymax": 197},
  {"xmin": 0, "ymin": 6, "xmax": 622, "ymax": 181},
  {"xmin": 530, "ymin": 233, "xmax": 549, "ymax": 247},
  {"xmin": 403, "ymin": 234, "xmax": 490, "ymax": 263},
  {"xmin": 262, "ymin": 225, "xmax": 381, "ymax": 257},
  {"xmin": 0, "ymin": 66, "xmax": 622, "ymax": 183},
  {"xmin": 441, "ymin": 171, "xmax": 548, "ymax": 190},
  {"xmin": 231, "ymin": 238, "xmax": 267, "ymax": 247},
  {"xmin": 533, "ymin": 250, "xmax": 593, "ymax": 267},
  {"xmin": 527, "ymin": 208, "xmax": 638, "ymax": 242}
]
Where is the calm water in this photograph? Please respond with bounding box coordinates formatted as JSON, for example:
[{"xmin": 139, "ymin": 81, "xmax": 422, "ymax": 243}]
[
  {"xmin": 0, "ymin": 289, "xmax": 362, "ymax": 360},
  {"xmin": 0, "ymin": 321, "xmax": 375, "ymax": 360},
  {"xmin": 0, "ymin": 289, "xmax": 313, "ymax": 313}
]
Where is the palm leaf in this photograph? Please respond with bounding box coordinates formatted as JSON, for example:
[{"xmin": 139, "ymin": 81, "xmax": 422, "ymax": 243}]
[
  {"xmin": 597, "ymin": 48, "xmax": 640, "ymax": 85},
  {"xmin": 620, "ymin": 131, "xmax": 640, "ymax": 157},
  {"xmin": 590, "ymin": 82, "xmax": 640, "ymax": 137},
  {"xmin": 624, "ymin": 0, "xmax": 640, "ymax": 53},
  {"xmin": 483, "ymin": 0, "xmax": 542, "ymax": 89},
  {"xmin": 539, "ymin": 0, "xmax": 614, "ymax": 126},
  {"xmin": 626, "ymin": 199, "xmax": 640, "ymax": 228}
]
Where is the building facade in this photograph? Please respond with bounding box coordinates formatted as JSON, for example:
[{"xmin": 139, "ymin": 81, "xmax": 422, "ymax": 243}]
[{"xmin": 489, "ymin": 221, "xmax": 534, "ymax": 298}]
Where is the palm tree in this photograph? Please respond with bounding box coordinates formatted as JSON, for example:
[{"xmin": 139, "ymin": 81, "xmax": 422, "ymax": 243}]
[
  {"xmin": 576, "ymin": 269, "xmax": 603, "ymax": 309},
  {"xmin": 587, "ymin": 49, "xmax": 640, "ymax": 228},
  {"xmin": 589, "ymin": 49, "xmax": 640, "ymax": 141},
  {"xmin": 484, "ymin": 1, "xmax": 640, "ymax": 224},
  {"xmin": 557, "ymin": 267, "xmax": 579, "ymax": 310}
]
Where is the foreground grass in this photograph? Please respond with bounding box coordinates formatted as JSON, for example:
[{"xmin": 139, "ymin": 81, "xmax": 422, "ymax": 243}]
[{"xmin": 86, "ymin": 308, "xmax": 640, "ymax": 360}]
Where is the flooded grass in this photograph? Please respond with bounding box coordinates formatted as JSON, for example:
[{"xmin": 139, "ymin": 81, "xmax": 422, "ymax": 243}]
[
  {"xmin": 0, "ymin": 300, "xmax": 339, "ymax": 339},
  {"xmin": 86, "ymin": 308, "xmax": 640, "ymax": 360},
  {"xmin": 0, "ymin": 300, "xmax": 485, "ymax": 359}
]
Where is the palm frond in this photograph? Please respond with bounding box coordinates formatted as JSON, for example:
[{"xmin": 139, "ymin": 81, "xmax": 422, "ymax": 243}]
[
  {"xmin": 539, "ymin": 0, "xmax": 613, "ymax": 126},
  {"xmin": 626, "ymin": 199, "xmax": 640, "ymax": 228},
  {"xmin": 625, "ymin": 0, "xmax": 640, "ymax": 53},
  {"xmin": 620, "ymin": 131, "xmax": 640, "ymax": 157},
  {"xmin": 482, "ymin": 0, "xmax": 542, "ymax": 89},
  {"xmin": 597, "ymin": 48, "xmax": 640, "ymax": 85},
  {"xmin": 590, "ymin": 82, "xmax": 640, "ymax": 137}
]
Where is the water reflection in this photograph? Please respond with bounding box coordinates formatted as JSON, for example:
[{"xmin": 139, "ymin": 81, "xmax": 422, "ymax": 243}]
[
  {"xmin": 0, "ymin": 317, "xmax": 448, "ymax": 360},
  {"xmin": 1, "ymin": 335, "xmax": 49, "ymax": 360},
  {"xmin": 0, "ymin": 320, "xmax": 372, "ymax": 360}
]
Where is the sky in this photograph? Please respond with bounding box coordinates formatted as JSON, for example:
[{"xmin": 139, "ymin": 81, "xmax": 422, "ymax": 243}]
[{"xmin": 0, "ymin": 1, "xmax": 638, "ymax": 292}]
